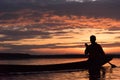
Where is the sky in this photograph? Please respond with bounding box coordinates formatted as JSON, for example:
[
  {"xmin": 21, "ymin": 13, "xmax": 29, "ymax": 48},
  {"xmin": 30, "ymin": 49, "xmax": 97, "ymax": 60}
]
[{"xmin": 0, "ymin": 0, "xmax": 120, "ymax": 55}]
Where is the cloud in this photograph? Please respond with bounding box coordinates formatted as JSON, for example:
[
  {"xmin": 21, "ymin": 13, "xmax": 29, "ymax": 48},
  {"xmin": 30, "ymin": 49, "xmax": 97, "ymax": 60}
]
[
  {"xmin": 0, "ymin": 0, "xmax": 120, "ymax": 19},
  {"xmin": 0, "ymin": 0, "xmax": 120, "ymax": 31},
  {"xmin": 57, "ymin": 36, "xmax": 74, "ymax": 39},
  {"xmin": 101, "ymin": 31, "xmax": 120, "ymax": 34},
  {"xmin": 102, "ymin": 42, "xmax": 120, "ymax": 47},
  {"xmin": 1, "ymin": 10, "xmax": 120, "ymax": 31},
  {"xmin": 115, "ymin": 36, "xmax": 120, "ymax": 39},
  {"xmin": 0, "ymin": 29, "xmax": 72, "ymax": 42},
  {"xmin": 0, "ymin": 13, "xmax": 19, "ymax": 20},
  {"xmin": 0, "ymin": 0, "xmax": 67, "ymax": 7},
  {"xmin": 0, "ymin": 0, "xmax": 120, "ymax": 54},
  {"xmin": 1, "ymin": 40, "xmax": 119, "ymax": 53},
  {"xmin": 0, "ymin": 30, "xmax": 53, "ymax": 41},
  {"xmin": 0, "ymin": 42, "xmax": 83, "ymax": 53},
  {"xmin": 108, "ymin": 27, "xmax": 120, "ymax": 31},
  {"xmin": 1, "ymin": 41, "xmax": 82, "ymax": 49},
  {"xmin": 47, "ymin": 0, "xmax": 120, "ymax": 19}
]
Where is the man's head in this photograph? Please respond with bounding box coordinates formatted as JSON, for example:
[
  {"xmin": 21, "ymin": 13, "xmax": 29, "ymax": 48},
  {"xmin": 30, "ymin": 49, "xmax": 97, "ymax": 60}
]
[{"xmin": 90, "ymin": 35, "xmax": 96, "ymax": 44}]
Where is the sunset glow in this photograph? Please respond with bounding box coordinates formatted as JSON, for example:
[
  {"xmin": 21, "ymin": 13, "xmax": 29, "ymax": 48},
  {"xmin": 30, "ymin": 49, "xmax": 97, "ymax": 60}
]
[{"xmin": 0, "ymin": 0, "xmax": 120, "ymax": 55}]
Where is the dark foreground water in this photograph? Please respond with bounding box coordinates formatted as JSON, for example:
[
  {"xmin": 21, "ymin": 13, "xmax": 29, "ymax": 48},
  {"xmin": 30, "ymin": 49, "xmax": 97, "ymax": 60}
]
[{"xmin": 0, "ymin": 58, "xmax": 119, "ymax": 80}]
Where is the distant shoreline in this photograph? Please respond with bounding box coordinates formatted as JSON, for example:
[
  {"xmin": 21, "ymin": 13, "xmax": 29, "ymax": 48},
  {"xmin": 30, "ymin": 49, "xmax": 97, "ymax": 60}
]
[{"xmin": 0, "ymin": 53, "xmax": 120, "ymax": 60}]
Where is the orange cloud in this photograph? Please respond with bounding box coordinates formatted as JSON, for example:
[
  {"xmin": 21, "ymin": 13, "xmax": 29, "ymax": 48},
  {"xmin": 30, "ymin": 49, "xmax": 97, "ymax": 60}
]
[
  {"xmin": 0, "ymin": 11, "xmax": 120, "ymax": 31},
  {"xmin": 0, "ymin": 12, "xmax": 120, "ymax": 54}
]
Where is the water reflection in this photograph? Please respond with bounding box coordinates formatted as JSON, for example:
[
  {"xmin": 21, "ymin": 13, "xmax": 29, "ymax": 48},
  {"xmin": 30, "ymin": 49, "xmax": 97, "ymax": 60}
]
[
  {"xmin": 0, "ymin": 58, "xmax": 87, "ymax": 65},
  {"xmin": 89, "ymin": 67, "xmax": 113, "ymax": 80},
  {"xmin": 0, "ymin": 66, "xmax": 118, "ymax": 80},
  {"xmin": 0, "ymin": 58, "xmax": 119, "ymax": 80}
]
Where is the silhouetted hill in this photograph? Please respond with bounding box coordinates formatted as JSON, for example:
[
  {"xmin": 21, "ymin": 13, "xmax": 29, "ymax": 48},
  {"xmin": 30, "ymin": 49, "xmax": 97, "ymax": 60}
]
[
  {"xmin": 0, "ymin": 53, "xmax": 31, "ymax": 59},
  {"xmin": 0, "ymin": 53, "xmax": 86, "ymax": 59},
  {"xmin": 0, "ymin": 53, "xmax": 120, "ymax": 60}
]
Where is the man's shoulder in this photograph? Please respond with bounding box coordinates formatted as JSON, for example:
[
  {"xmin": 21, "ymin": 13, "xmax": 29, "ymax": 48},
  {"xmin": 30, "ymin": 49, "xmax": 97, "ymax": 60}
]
[
  {"xmin": 95, "ymin": 43, "xmax": 102, "ymax": 48},
  {"xmin": 96, "ymin": 43, "xmax": 101, "ymax": 46},
  {"xmin": 89, "ymin": 43, "xmax": 101, "ymax": 46}
]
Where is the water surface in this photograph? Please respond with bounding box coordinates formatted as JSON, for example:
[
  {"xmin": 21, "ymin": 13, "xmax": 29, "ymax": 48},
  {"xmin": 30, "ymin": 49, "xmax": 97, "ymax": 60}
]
[{"xmin": 0, "ymin": 58, "xmax": 119, "ymax": 80}]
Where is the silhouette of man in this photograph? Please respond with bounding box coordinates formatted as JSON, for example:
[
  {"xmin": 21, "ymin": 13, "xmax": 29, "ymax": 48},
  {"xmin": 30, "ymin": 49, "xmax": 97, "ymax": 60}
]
[
  {"xmin": 85, "ymin": 35, "xmax": 106, "ymax": 77},
  {"xmin": 84, "ymin": 35, "xmax": 115, "ymax": 78},
  {"xmin": 85, "ymin": 35, "xmax": 105, "ymax": 61}
]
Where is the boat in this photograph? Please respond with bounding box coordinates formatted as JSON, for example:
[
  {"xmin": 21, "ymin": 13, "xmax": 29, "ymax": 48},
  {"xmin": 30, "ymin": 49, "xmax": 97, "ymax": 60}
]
[{"xmin": 0, "ymin": 56, "xmax": 113, "ymax": 73}]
